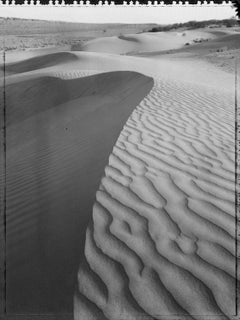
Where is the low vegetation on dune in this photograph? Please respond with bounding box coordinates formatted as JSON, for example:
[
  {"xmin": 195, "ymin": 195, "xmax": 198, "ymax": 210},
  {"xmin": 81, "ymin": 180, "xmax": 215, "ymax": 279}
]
[
  {"xmin": 1, "ymin": 16, "xmax": 239, "ymax": 52},
  {"xmin": 148, "ymin": 18, "xmax": 239, "ymax": 32}
]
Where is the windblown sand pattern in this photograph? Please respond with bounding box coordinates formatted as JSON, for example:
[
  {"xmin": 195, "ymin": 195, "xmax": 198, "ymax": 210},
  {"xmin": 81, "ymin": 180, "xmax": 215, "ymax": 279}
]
[
  {"xmin": 2, "ymin": 25, "xmax": 240, "ymax": 315},
  {"xmin": 53, "ymin": 69, "xmax": 100, "ymax": 79},
  {"xmin": 75, "ymin": 77, "xmax": 237, "ymax": 320}
]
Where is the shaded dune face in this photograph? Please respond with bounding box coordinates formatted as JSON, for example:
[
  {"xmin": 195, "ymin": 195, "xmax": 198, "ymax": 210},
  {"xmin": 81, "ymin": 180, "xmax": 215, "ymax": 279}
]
[
  {"xmin": 5, "ymin": 71, "xmax": 153, "ymax": 312},
  {"xmin": 211, "ymin": 33, "xmax": 240, "ymax": 49},
  {"xmin": 4, "ymin": 52, "xmax": 78, "ymax": 74},
  {"xmin": 75, "ymin": 78, "xmax": 237, "ymax": 320},
  {"xmin": 7, "ymin": 71, "xmax": 150, "ymax": 127}
]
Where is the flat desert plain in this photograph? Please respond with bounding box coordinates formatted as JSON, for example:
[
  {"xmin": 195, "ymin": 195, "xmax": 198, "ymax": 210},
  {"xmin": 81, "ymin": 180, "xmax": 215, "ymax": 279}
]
[{"xmin": 1, "ymin": 19, "xmax": 240, "ymax": 319}]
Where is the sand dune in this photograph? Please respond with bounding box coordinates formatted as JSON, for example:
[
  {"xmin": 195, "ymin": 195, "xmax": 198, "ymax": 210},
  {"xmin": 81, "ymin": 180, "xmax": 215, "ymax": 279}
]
[
  {"xmin": 72, "ymin": 30, "xmax": 215, "ymax": 55},
  {"xmin": 137, "ymin": 32, "xmax": 240, "ymax": 74},
  {"xmin": 1, "ymin": 17, "xmax": 155, "ymax": 52},
  {"xmin": 75, "ymin": 73, "xmax": 237, "ymax": 319},
  {"xmin": 5, "ymin": 70, "xmax": 153, "ymax": 312},
  {"xmin": 4, "ymin": 52, "xmax": 79, "ymax": 74},
  {"xmin": 3, "ymin": 24, "xmax": 238, "ymax": 317},
  {"xmin": 4, "ymin": 49, "xmax": 234, "ymax": 92}
]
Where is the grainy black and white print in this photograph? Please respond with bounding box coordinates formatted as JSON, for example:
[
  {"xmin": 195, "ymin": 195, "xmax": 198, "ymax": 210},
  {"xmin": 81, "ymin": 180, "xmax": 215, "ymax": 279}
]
[{"xmin": 0, "ymin": 2, "xmax": 240, "ymax": 319}]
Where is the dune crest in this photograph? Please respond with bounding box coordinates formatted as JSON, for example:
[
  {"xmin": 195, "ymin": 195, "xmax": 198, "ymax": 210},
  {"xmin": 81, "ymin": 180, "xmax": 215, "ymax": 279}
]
[
  {"xmin": 4, "ymin": 52, "xmax": 78, "ymax": 74},
  {"xmin": 5, "ymin": 70, "xmax": 153, "ymax": 312},
  {"xmin": 75, "ymin": 76, "xmax": 236, "ymax": 319},
  {"xmin": 72, "ymin": 30, "xmax": 216, "ymax": 55},
  {"xmin": 3, "ymin": 22, "xmax": 239, "ymax": 316}
]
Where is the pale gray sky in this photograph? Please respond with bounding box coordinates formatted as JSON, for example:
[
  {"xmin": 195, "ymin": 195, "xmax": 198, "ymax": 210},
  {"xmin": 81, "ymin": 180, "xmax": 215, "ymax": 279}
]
[{"xmin": 0, "ymin": 3, "xmax": 237, "ymax": 24}]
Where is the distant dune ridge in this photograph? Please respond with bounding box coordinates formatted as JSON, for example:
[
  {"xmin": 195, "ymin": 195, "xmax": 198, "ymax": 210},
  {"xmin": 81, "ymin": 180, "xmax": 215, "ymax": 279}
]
[
  {"xmin": 0, "ymin": 17, "xmax": 156, "ymax": 51},
  {"xmin": 1, "ymin": 21, "xmax": 239, "ymax": 317},
  {"xmin": 71, "ymin": 30, "xmax": 216, "ymax": 54},
  {"xmin": 4, "ymin": 52, "xmax": 79, "ymax": 74}
]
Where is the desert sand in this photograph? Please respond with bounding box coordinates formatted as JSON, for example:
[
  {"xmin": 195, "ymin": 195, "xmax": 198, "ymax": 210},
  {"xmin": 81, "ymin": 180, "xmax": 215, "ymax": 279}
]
[
  {"xmin": 0, "ymin": 17, "xmax": 155, "ymax": 51},
  {"xmin": 4, "ymin": 68, "xmax": 152, "ymax": 312},
  {"xmin": 1, "ymin": 22, "xmax": 239, "ymax": 318},
  {"xmin": 72, "ymin": 29, "xmax": 215, "ymax": 54}
]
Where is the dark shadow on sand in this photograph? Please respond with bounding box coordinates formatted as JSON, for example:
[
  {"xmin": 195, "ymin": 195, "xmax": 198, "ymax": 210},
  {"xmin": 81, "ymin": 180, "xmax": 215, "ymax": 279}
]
[{"xmin": 4, "ymin": 71, "xmax": 153, "ymax": 313}]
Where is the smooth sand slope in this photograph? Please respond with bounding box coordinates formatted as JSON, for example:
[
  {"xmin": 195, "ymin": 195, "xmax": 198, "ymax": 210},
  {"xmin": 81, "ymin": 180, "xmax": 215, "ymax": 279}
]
[
  {"xmin": 72, "ymin": 30, "xmax": 215, "ymax": 54},
  {"xmin": 4, "ymin": 68, "xmax": 153, "ymax": 312},
  {"xmin": 2, "ymin": 26, "xmax": 238, "ymax": 317},
  {"xmin": 5, "ymin": 52, "xmax": 79, "ymax": 74},
  {"xmin": 4, "ymin": 48, "xmax": 235, "ymax": 91},
  {"xmin": 137, "ymin": 32, "xmax": 240, "ymax": 75}
]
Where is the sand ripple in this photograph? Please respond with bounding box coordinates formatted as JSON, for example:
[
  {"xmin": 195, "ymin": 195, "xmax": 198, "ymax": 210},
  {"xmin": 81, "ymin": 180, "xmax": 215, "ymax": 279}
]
[{"xmin": 75, "ymin": 77, "xmax": 237, "ymax": 320}]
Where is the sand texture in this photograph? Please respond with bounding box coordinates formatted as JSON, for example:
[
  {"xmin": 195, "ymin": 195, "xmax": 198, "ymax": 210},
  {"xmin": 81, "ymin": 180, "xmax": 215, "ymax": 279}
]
[
  {"xmin": 74, "ymin": 76, "xmax": 237, "ymax": 320},
  {"xmin": 1, "ymin": 23, "xmax": 239, "ymax": 316},
  {"xmin": 4, "ymin": 66, "xmax": 153, "ymax": 311},
  {"xmin": 72, "ymin": 28, "xmax": 239, "ymax": 319}
]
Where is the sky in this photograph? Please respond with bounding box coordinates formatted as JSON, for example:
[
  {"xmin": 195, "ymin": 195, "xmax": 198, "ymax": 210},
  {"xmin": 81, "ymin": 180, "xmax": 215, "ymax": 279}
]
[{"xmin": 0, "ymin": 3, "xmax": 237, "ymax": 24}]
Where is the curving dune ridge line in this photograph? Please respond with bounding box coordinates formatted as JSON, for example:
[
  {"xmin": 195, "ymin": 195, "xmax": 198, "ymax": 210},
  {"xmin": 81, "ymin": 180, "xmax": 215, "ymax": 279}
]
[
  {"xmin": 5, "ymin": 69, "xmax": 153, "ymax": 312},
  {"xmin": 72, "ymin": 30, "xmax": 216, "ymax": 55},
  {"xmin": 3, "ymin": 30, "xmax": 239, "ymax": 315},
  {"xmin": 75, "ymin": 75, "xmax": 237, "ymax": 319}
]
